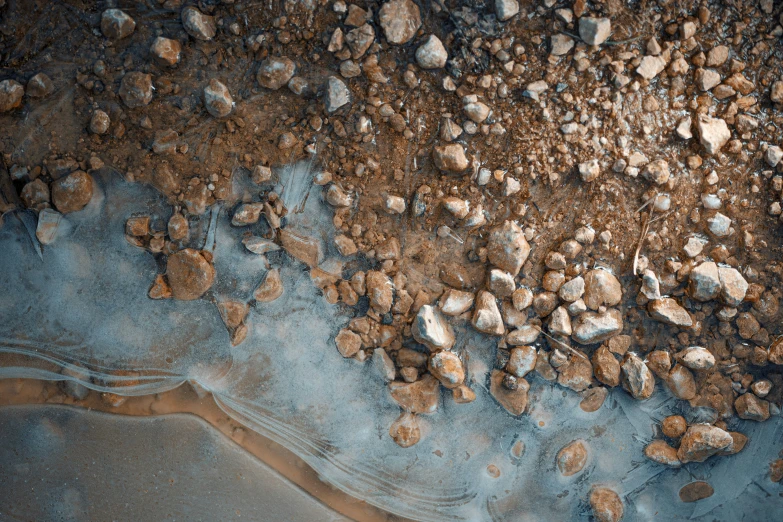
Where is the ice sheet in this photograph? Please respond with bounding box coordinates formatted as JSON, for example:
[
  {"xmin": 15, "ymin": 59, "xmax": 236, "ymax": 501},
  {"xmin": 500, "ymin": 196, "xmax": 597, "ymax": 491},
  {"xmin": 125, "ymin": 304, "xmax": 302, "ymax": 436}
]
[{"xmin": 1, "ymin": 170, "xmax": 782, "ymax": 521}]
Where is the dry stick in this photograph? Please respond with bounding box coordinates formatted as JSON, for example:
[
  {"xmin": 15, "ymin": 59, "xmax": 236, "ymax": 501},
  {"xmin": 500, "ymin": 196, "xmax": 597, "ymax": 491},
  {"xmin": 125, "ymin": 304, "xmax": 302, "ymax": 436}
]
[
  {"xmin": 632, "ymin": 196, "xmax": 657, "ymax": 276},
  {"xmin": 530, "ymin": 324, "xmax": 588, "ymax": 360}
]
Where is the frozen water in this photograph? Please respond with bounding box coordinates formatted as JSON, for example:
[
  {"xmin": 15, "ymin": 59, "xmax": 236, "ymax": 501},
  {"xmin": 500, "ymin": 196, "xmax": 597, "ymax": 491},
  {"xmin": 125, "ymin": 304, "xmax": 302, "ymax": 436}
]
[{"xmin": 1, "ymin": 169, "xmax": 782, "ymax": 520}]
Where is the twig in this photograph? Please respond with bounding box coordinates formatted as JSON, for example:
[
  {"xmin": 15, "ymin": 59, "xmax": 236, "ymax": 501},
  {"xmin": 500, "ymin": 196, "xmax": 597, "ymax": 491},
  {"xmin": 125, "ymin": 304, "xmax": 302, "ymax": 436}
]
[
  {"xmin": 632, "ymin": 196, "xmax": 656, "ymax": 276},
  {"xmin": 530, "ymin": 324, "xmax": 588, "ymax": 360}
]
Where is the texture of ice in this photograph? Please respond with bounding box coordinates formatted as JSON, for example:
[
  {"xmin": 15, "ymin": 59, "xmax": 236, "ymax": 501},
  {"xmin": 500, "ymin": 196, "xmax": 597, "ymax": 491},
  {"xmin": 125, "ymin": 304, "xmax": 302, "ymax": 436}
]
[
  {"xmin": 0, "ymin": 405, "xmax": 348, "ymax": 521},
  {"xmin": 1, "ymin": 169, "xmax": 782, "ymax": 521}
]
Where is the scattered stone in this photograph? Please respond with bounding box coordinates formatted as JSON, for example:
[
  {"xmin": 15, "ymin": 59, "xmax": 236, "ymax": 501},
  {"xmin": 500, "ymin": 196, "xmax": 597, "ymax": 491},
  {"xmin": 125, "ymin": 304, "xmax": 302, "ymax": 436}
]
[
  {"xmin": 679, "ymin": 481, "xmax": 714, "ymax": 503},
  {"xmin": 51, "ymin": 171, "xmax": 94, "ymax": 214},
  {"xmin": 487, "ymin": 220, "xmax": 530, "ymax": 276},
  {"xmin": 550, "ymin": 34, "xmax": 574, "ymax": 56},
  {"xmin": 89, "ymin": 110, "xmax": 110, "ymax": 135},
  {"xmin": 677, "ymin": 424, "xmax": 733, "ymax": 463},
  {"xmin": 378, "ymin": 0, "xmax": 421, "ymax": 45},
  {"xmin": 203, "ymin": 79, "xmax": 233, "ymax": 118},
  {"xmin": 389, "ymin": 374, "xmax": 439, "ymax": 414},
  {"xmin": 662, "ymin": 415, "xmax": 687, "ymax": 438},
  {"xmin": 325, "ymin": 76, "xmax": 351, "ymax": 112},
  {"xmin": 589, "ymin": 487, "xmax": 623, "ymax": 522},
  {"xmin": 584, "ymin": 269, "xmax": 622, "ymax": 310},
  {"xmin": 366, "ymin": 270, "xmax": 393, "ymax": 314},
  {"xmin": 472, "ymin": 290, "xmax": 505, "ymax": 335},
  {"xmin": 439, "ymin": 288, "xmax": 474, "ymax": 316},
  {"xmin": 592, "ymin": 345, "xmax": 620, "ymax": 387},
  {"xmin": 556, "ymin": 440, "xmax": 588, "ymax": 476},
  {"xmin": 697, "ymin": 115, "xmax": 731, "ymax": 155},
  {"xmin": 257, "ymin": 57, "xmax": 296, "ymax": 90},
  {"xmin": 335, "ymin": 328, "xmax": 362, "ymax": 358},
  {"xmin": 279, "ymin": 228, "xmax": 323, "ymax": 267},
  {"xmin": 718, "ymin": 266, "xmax": 748, "ymax": 306},
  {"xmin": 648, "ymin": 298, "xmax": 692, "ymax": 327},
  {"xmin": 676, "ymin": 117, "xmax": 693, "ymax": 139},
  {"xmin": 579, "ymin": 158, "xmax": 600, "ymax": 182},
  {"xmin": 689, "ymin": 261, "xmax": 721, "ymax": 301},
  {"xmin": 676, "ymin": 346, "xmax": 715, "ymax": 371},
  {"xmin": 642, "ymin": 159, "xmax": 670, "ymax": 185},
  {"xmin": 254, "ymin": 268, "xmax": 284, "ymax": 302},
  {"xmin": 489, "ymin": 370, "xmax": 529, "ymax": 415},
  {"xmin": 621, "ymin": 352, "xmax": 654, "ymax": 400},
  {"xmin": 572, "ymin": 309, "xmax": 623, "ymax": 344},
  {"xmin": 0, "ymin": 79, "xmax": 24, "ymax": 112},
  {"xmin": 416, "ymin": 35, "xmax": 447, "ymax": 69},
  {"xmin": 579, "ymin": 387, "xmax": 608, "ymax": 412},
  {"xmin": 182, "ymin": 6, "xmax": 216, "ymax": 41},
  {"xmin": 558, "ymin": 356, "xmax": 593, "ymax": 392},
  {"xmin": 119, "ymin": 72, "xmax": 153, "ymax": 108},
  {"xmin": 735, "ymin": 393, "xmax": 770, "ymax": 421},
  {"xmin": 495, "ymin": 0, "xmax": 519, "ymax": 21},
  {"xmin": 35, "ymin": 209, "xmax": 62, "ymax": 245},
  {"xmin": 101, "ymin": 9, "xmax": 135, "ymax": 39},
  {"xmin": 766, "ymin": 146, "xmax": 783, "ymax": 167},
  {"xmin": 432, "ymin": 143, "xmax": 469, "ymax": 173},
  {"xmin": 636, "ymin": 55, "xmax": 666, "ymax": 80},
  {"xmin": 428, "ymin": 351, "xmax": 465, "ymax": 388},
  {"xmin": 389, "ymin": 412, "xmax": 420, "ymax": 447},
  {"xmin": 166, "ymin": 248, "xmax": 215, "ymax": 300},
  {"xmin": 644, "ymin": 440, "xmax": 681, "ymax": 467},
  {"xmin": 487, "ymin": 269, "xmax": 515, "ymax": 298},
  {"xmin": 579, "ymin": 17, "xmax": 611, "ymax": 46},
  {"xmin": 706, "ymin": 212, "xmax": 731, "ymax": 237},
  {"xmin": 150, "ymin": 37, "xmax": 181, "ymax": 67},
  {"xmin": 412, "ymin": 305, "xmax": 455, "ymax": 351},
  {"xmin": 664, "ymin": 364, "xmax": 696, "ymax": 400}
]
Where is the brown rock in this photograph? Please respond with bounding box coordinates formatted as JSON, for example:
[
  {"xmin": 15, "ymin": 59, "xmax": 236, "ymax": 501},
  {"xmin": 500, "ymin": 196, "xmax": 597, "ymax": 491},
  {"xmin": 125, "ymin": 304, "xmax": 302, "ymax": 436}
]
[
  {"xmin": 0, "ymin": 79, "xmax": 24, "ymax": 112},
  {"xmin": 661, "ymin": 415, "xmax": 687, "ymax": 438},
  {"xmin": 644, "ymin": 440, "xmax": 681, "ymax": 467},
  {"xmin": 428, "ymin": 351, "xmax": 465, "ymax": 389},
  {"xmin": 119, "ymin": 72, "xmax": 153, "ymax": 108},
  {"xmin": 583, "ymin": 269, "xmax": 622, "ymax": 310},
  {"xmin": 589, "ymin": 487, "xmax": 623, "ymax": 522},
  {"xmin": 20, "ymin": 179, "xmax": 49, "ymax": 210},
  {"xmin": 557, "ymin": 356, "xmax": 593, "ymax": 392},
  {"xmin": 101, "ymin": 9, "xmax": 136, "ymax": 39},
  {"xmin": 432, "ymin": 144, "xmax": 469, "ymax": 173},
  {"xmin": 279, "ymin": 228, "xmax": 323, "ymax": 267},
  {"xmin": 257, "ymin": 57, "xmax": 296, "ymax": 90},
  {"xmin": 621, "ymin": 353, "xmax": 655, "ymax": 400},
  {"xmin": 389, "ymin": 412, "xmax": 420, "ymax": 448},
  {"xmin": 254, "ymin": 268, "xmax": 284, "ymax": 302},
  {"xmin": 718, "ymin": 431, "xmax": 748, "ymax": 455},
  {"xmin": 148, "ymin": 274, "xmax": 172, "ymax": 300},
  {"xmin": 489, "ymin": 370, "xmax": 529, "ymax": 416},
  {"xmin": 664, "ymin": 364, "xmax": 697, "ymax": 400},
  {"xmin": 648, "ymin": 298, "xmax": 693, "ymax": 327},
  {"xmin": 150, "ymin": 37, "xmax": 182, "ymax": 67},
  {"xmin": 734, "ymin": 393, "xmax": 770, "ymax": 421},
  {"xmin": 168, "ymin": 214, "xmax": 189, "ymax": 241},
  {"xmin": 378, "ymin": 0, "xmax": 421, "ymax": 44},
  {"xmin": 579, "ymin": 387, "xmax": 608, "ymax": 412},
  {"xmin": 51, "ymin": 171, "xmax": 94, "ymax": 214},
  {"xmin": 646, "ymin": 350, "xmax": 673, "ymax": 378},
  {"xmin": 26, "ymin": 73, "xmax": 53, "ymax": 98},
  {"xmin": 556, "ymin": 440, "xmax": 588, "ymax": 476},
  {"xmin": 677, "ymin": 424, "xmax": 733, "ymax": 463},
  {"xmin": 487, "ymin": 220, "xmax": 531, "ymax": 276},
  {"xmin": 452, "ymin": 384, "xmax": 476, "ymax": 404},
  {"xmin": 182, "ymin": 6, "xmax": 216, "ymax": 41},
  {"xmin": 166, "ymin": 248, "xmax": 215, "ymax": 300},
  {"xmin": 335, "ymin": 328, "xmax": 361, "ymax": 357},
  {"xmin": 203, "ymin": 79, "xmax": 233, "ymax": 118},
  {"xmin": 389, "ymin": 374, "xmax": 440, "ymax": 414},
  {"xmin": 679, "ymin": 481, "xmax": 714, "ymax": 503},
  {"xmin": 366, "ymin": 270, "xmax": 393, "ymax": 314},
  {"xmin": 592, "ymin": 345, "xmax": 620, "ymax": 387}
]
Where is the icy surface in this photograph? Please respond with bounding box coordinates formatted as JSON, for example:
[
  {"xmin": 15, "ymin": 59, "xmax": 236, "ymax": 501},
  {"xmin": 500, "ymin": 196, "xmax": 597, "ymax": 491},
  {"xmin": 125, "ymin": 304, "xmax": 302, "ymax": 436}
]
[
  {"xmin": 0, "ymin": 405, "xmax": 347, "ymax": 521},
  {"xmin": 1, "ymin": 170, "xmax": 782, "ymax": 521}
]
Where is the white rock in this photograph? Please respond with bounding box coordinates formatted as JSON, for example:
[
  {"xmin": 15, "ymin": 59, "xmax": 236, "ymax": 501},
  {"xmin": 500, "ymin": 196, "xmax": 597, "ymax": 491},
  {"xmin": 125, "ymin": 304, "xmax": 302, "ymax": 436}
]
[
  {"xmin": 412, "ymin": 305, "xmax": 455, "ymax": 351},
  {"xmin": 707, "ymin": 212, "xmax": 731, "ymax": 237},
  {"xmin": 718, "ymin": 266, "xmax": 748, "ymax": 307},
  {"xmin": 636, "ymin": 56, "xmax": 666, "ymax": 80},
  {"xmin": 766, "ymin": 145, "xmax": 783, "ymax": 167},
  {"xmin": 472, "ymin": 290, "xmax": 505, "ymax": 335},
  {"xmin": 495, "ymin": 0, "xmax": 519, "ymax": 21},
  {"xmin": 689, "ymin": 261, "xmax": 721, "ymax": 301},
  {"xmin": 464, "ymin": 101, "xmax": 490, "ymax": 123},
  {"xmin": 325, "ymin": 76, "xmax": 351, "ymax": 112},
  {"xmin": 550, "ymin": 34, "xmax": 574, "ymax": 56},
  {"xmin": 385, "ymin": 195, "xmax": 406, "ymax": 214},
  {"xmin": 697, "ymin": 115, "xmax": 731, "ymax": 155},
  {"xmin": 676, "ymin": 346, "xmax": 715, "ymax": 371},
  {"xmin": 415, "ymin": 35, "xmax": 448, "ymax": 69},
  {"xmin": 579, "ymin": 159, "xmax": 600, "ymax": 182},
  {"xmin": 440, "ymin": 289, "xmax": 475, "ymax": 316},
  {"xmin": 579, "ymin": 17, "xmax": 611, "ymax": 46},
  {"xmin": 549, "ymin": 306, "xmax": 572, "ymax": 336},
  {"xmin": 507, "ymin": 345, "xmax": 537, "ymax": 378},
  {"xmin": 676, "ymin": 116, "xmax": 693, "ymax": 139}
]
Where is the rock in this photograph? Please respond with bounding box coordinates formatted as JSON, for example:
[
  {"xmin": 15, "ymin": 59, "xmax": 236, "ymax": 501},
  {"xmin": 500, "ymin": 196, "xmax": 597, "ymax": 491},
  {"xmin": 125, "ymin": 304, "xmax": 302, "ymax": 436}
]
[
  {"xmin": 384, "ymin": 195, "xmax": 406, "ymax": 214},
  {"xmin": 452, "ymin": 384, "xmax": 476, "ymax": 404},
  {"xmin": 125, "ymin": 216, "xmax": 150, "ymax": 237},
  {"xmin": 735, "ymin": 393, "xmax": 770, "ymax": 421},
  {"xmin": 689, "ymin": 261, "xmax": 721, "ymax": 301},
  {"xmin": 583, "ymin": 269, "xmax": 622, "ymax": 310},
  {"xmin": 676, "ymin": 117, "xmax": 693, "ymax": 139},
  {"xmin": 663, "ymin": 364, "xmax": 696, "ymax": 400},
  {"xmin": 640, "ymin": 270, "xmax": 662, "ymax": 300},
  {"xmin": 550, "ymin": 34, "xmax": 574, "ymax": 56},
  {"xmin": 697, "ymin": 115, "xmax": 731, "ymax": 155},
  {"xmin": 389, "ymin": 412, "xmax": 420, "ymax": 447},
  {"xmin": 324, "ymin": 76, "xmax": 351, "ymax": 112},
  {"xmin": 495, "ymin": 0, "xmax": 519, "ymax": 21},
  {"xmin": 345, "ymin": 24, "xmax": 374, "ymax": 59},
  {"xmin": 589, "ymin": 487, "xmax": 623, "ymax": 522},
  {"xmin": 644, "ymin": 440, "xmax": 681, "ymax": 467},
  {"xmin": 257, "ymin": 57, "xmax": 296, "ymax": 90},
  {"xmin": 579, "ymin": 17, "xmax": 611, "ymax": 46},
  {"xmin": 556, "ymin": 440, "xmax": 588, "ymax": 476},
  {"xmin": 648, "ymin": 298, "xmax": 692, "ymax": 327},
  {"xmin": 21, "ymin": 179, "xmax": 49, "ymax": 210},
  {"xmin": 428, "ymin": 351, "xmax": 465, "ymax": 389},
  {"xmin": 487, "ymin": 220, "xmax": 530, "ymax": 276},
  {"xmin": 770, "ymin": 338, "xmax": 783, "ymax": 365},
  {"xmin": 677, "ymin": 424, "xmax": 733, "ymax": 463},
  {"xmin": 203, "ymin": 79, "xmax": 233, "ymax": 118},
  {"xmin": 372, "ymin": 348, "xmax": 396, "ymax": 382},
  {"xmin": 182, "ymin": 6, "xmax": 216, "ymax": 41},
  {"xmin": 766, "ymin": 146, "xmax": 783, "ymax": 167},
  {"xmin": 507, "ymin": 325, "xmax": 540, "ymax": 345},
  {"xmin": 89, "ymin": 110, "xmax": 110, "ymax": 134},
  {"xmin": 166, "ymin": 249, "xmax": 215, "ymax": 300},
  {"xmin": 150, "ymin": 37, "xmax": 181, "ymax": 67},
  {"xmin": 489, "ymin": 370, "xmax": 529, "ymax": 416},
  {"xmin": 579, "ymin": 159, "xmax": 600, "ymax": 182},
  {"xmin": 378, "ymin": 0, "xmax": 421, "ymax": 45},
  {"xmin": 326, "ymin": 184, "xmax": 353, "ymax": 207},
  {"xmin": 720, "ymin": 432, "xmax": 748, "ymax": 455},
  {"xmin": 695, "ymin": 68, "xmax": 721, "ymax": 91},
  {"xmin": 412, "ymin": 305, "xmax": 455, "ymax": 351},
  {"xmin": 0, "ymin": 79, "xmax": 24, "ymax": 112},
  {"xmin": 279, "ymin": 228, "xmax": 323, "ymax": 267},
  {"xmin": 706, "ymin": 212, "xmax": 731, "ymax": 237},
  {"xmin": 119, "ymin": 72, "xmax": 153, "ymax": 108},
  {"xmin": 254, "ymin": 268, "xmax": 283, "ymax": 302},
  {"xmin": 416, "ymin": 35, "xmax": 447, "ymax": 69},
  {"xmin": 559, "ymin": 276, "xmax": 585, "ymax": 302},
  {"xmin": 558, "ymin": 357, "xmax": 593, "ymax": 392},
  {"xmin": 642, "ymin": 159, "xmax": 670, "ymax": 185},
  {"xmin": 507, "ymin": 345, "xmax": 536, "ymax": 378},
  {"xmin": 621, "ymin": 353, "xmax": 655, "ymax": 400},
  {"xmin": 679, "ymin": 482, "xmax": 714, "ymax": 503},
  {"xmin": 432, "ymin": 144, "xmax": 469, "ymax": 173},
  {"xmin": 662, "ymin": 415, "xmax": 687, "ymax": 438},
  {"xmin": 706, "ymin": 45, "xmax": 729, "ymax": 67},
  {"xmin": 718, "ymin": 266, "xmax": 747, "ymax": 306},
  {"xmin": 335, "ymin": 328, "xmax": 361, "ymax": 357},
  {"xmin": 101, "ymin": 9, "xmax": 135, "ymax": 39},
  {"xmin": 487, "ymin": 269, "xmax": 515, "ymax": 298},
  {"xmin": 243, "ymin": 237, "xmax": 279, "ymax": 255},
  {"xmin": 580, "ymin": 387, "xmax": 608, "ymax": 412},
  {"xmin": 51, "ymin": 171, "xmax": 94, "ymax": 214},
  {"xmin": 389, "ymin": 374, "xmax": 439, "ymax": 414},
  {"xmin": 676, "ymin": 346, "xmax": 715, "ymax": 370},
  {"xmin": 439, "ymin": 289, "xmax": 474, "ymax": 316},
  {"xmin": 572, "ymin": 309, "xmax": 623, "ymax": 344},
  {"xmin": 25, "ymin": 73, "xmax": 52, "ymax": 99},
  {"xmin": 472, "ymin": 290, "xmax": 504, "ymax": 335},
  {"xmin": 464, "ymin": 101, "xmax": 490, "ymax": 123},
  {"xmin": 592, "ymin": 345, "xmax": 620, "ymax": 387},
  {"xmin": 35, "ymin": 209, "xmax": 62, "ymax": 245},
  {"xmin": 366, "ymin": 270, "xmax": 393, "ymax": 314},
  {"xmin": 151, "ymin": 129, "xmax": 179, "ymax": 154},
  {"xmin": 636, "ymin": 55, "xmax": 666, "ymax": 80}
]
